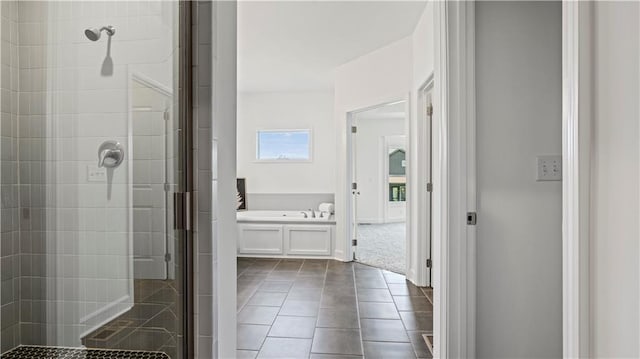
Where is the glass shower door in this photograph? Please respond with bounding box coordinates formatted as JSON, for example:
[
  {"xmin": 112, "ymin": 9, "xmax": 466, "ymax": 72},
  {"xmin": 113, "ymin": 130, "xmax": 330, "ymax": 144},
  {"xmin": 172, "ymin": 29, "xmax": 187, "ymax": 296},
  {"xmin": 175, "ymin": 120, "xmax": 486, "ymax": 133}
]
[{"xmin": 0, "ymin": 1, "xmax": 191, "ymax": 358}]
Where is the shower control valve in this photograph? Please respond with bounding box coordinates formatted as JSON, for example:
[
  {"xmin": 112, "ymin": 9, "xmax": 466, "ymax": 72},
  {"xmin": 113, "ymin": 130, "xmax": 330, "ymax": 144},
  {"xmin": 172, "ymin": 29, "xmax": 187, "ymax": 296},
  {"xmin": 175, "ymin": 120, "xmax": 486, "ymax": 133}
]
[{"xmin": 97, "ymin": 141, "xmax": 124, "ymax": 168}]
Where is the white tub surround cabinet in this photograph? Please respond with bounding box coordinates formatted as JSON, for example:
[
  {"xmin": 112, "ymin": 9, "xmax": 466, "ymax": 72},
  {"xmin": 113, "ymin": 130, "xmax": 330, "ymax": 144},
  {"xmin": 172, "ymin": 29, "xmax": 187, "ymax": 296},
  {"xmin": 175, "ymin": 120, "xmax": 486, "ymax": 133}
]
[{"xmin": 237, "ymin": 211, "xmax": 336, "ymax": 258}]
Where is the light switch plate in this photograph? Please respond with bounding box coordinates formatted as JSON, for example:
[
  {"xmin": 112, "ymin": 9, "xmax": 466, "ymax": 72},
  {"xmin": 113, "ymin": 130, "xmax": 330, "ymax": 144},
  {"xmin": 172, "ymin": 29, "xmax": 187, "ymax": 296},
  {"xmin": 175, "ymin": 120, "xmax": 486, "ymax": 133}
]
[
  {"xmin": 87, "ymin": 165, "xmax": 107, "ymax": 182},
  {"xmin": 536, "ymin": 155, "xmax": 562, "ymax": 181}
]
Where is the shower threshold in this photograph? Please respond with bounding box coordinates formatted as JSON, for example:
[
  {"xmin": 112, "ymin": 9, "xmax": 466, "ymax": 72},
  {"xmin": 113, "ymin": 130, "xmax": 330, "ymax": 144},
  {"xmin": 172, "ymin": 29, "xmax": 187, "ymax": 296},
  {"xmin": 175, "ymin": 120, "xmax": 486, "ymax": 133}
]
[{"xmin": 1, "ymin": 345, "xmax": 170, "ymax": 359}]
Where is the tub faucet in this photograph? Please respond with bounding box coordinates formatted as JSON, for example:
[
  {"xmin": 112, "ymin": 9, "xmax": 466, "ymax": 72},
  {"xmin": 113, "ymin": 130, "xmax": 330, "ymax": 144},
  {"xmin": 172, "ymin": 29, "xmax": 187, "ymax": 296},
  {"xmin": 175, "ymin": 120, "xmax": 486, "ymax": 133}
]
[
  {"xmin": 300, "ymin": 211, "xmax": 308, "ymax": 218},
  {"xmin": 308, "ymin": 209, "xmax": 316, "ymax": 218}
]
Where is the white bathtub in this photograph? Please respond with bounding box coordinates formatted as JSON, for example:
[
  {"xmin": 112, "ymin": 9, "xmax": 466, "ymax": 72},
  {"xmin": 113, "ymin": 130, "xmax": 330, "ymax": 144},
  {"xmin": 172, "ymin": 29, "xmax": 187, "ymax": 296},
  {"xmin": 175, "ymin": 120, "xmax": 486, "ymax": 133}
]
[{"xmin": 237, "ymin": 210, "xmax": 335, "ymax": 223}]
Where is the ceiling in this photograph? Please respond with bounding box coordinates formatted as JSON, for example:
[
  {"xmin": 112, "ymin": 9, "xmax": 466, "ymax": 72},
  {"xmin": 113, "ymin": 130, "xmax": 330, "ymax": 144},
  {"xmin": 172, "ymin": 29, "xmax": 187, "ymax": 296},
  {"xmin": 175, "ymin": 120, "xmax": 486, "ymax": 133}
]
[
  {"xmin": 356, "ymin": 100, "xmax": 406, "ymax": 121},
  {"xmin": 238, "ymin": 1, "xmax": 427, "ymax": 93}
]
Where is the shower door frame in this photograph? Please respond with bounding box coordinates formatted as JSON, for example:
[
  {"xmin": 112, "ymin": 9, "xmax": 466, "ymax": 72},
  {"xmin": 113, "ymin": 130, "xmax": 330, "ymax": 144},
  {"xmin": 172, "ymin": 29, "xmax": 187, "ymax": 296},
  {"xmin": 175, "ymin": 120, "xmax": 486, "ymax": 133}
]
[{"xmin": 178, "ymin": 1, "xmax": 195, "ymax": 358}]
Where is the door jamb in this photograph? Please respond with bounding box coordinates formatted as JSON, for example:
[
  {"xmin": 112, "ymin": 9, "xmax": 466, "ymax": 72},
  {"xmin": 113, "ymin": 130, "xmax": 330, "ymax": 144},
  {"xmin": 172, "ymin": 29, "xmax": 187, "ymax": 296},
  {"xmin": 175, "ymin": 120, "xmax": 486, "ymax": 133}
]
[
  {"xmin": 562, "ymin": 1, "xmax": 591, "ymax": 357},
  {"xmin": 434, "ymin": 1, "xmax": 477, "ymax": 357}
]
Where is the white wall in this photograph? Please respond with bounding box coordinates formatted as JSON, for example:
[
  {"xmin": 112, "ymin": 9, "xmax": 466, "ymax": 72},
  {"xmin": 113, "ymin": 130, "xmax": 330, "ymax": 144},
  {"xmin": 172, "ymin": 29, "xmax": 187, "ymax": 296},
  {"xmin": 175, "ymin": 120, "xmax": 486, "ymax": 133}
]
[
  {"xmin": 212, "ymin": 1, "xmax": 238, "ymax": 358},
  {"xmin": 355, "ymin": 116, "xmax": 405, "ymax": 223},
  {"xmin": 237, "ymin": 91, "xmax": 335, "ymax": 194},
  {"xmin": 590, "ymin": 2, "xmax": 640, "ymax": 356},
  {"xmin": 334, "ymin": 37, "xmax": 412, "ymax": 261},
  {"xmin": 475, "ymin": 2, "xmax": 562, "ymax": 358},
  {"xmin": 409, "ymin": 1, "xmax": 434, "ymax": 286},
  {"xmin": 412, "ymin": 1, "xmax": 434, "ymax": 86}
]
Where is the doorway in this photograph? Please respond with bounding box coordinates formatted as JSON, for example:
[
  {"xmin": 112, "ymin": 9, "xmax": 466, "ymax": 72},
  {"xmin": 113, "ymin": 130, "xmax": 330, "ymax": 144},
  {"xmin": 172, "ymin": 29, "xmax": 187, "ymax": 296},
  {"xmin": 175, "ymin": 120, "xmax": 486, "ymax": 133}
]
[{"xmin": 349, "ymin": 101, "xmax": 409, "ymax": 274}]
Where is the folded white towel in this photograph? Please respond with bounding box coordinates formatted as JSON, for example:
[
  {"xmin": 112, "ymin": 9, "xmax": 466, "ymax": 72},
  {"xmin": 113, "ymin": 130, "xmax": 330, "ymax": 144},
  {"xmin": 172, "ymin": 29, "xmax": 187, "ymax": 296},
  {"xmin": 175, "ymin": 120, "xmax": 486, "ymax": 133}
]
[{"xmin": 318, "ymin": 202, "xmax": 335, "ymax": 214}]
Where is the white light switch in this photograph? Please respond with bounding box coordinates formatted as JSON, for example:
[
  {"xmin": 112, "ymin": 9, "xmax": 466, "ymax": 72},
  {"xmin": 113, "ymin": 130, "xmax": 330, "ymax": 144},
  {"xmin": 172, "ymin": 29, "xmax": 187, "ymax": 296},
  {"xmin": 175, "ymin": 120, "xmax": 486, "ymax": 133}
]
[
  {"xmin": 536, "ymin": 155, "xmax": 562, "ymax": 181},
  {"xmin": 87, "ymin": 165, "xmax": 107, "ymax": 182}
]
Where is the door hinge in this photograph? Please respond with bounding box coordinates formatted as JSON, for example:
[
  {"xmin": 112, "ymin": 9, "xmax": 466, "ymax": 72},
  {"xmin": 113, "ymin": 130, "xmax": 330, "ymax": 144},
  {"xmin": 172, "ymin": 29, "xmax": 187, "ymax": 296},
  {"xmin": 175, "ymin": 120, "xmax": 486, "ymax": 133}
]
[
  {"xmin": 352, "ymin": 239, "xmax": 358, "ymax": 246},
  {"xmin": 427, "ymin": 104, "xmax": 434, "ymax": 116},
  {"xmin": 165, "ymin": 253, "xmax": 172, "ymax": 262},
  {"xmin": 351, "ymin": 126, "xmax": 357, "ymax": 133},
  {"xmin": 352, "ymin": 182, "xmax": 358, "ymax": 190},
  {"xmin": 426, "ymin": 258, "xmax": 432, "ymax": 268},
  {"xmin": 467, "ymin": 212, "xmax": 477, "ymax": 225},
  {"xmin": 426, "ymin": 183, "xmax": 433, "ymax": 192}
]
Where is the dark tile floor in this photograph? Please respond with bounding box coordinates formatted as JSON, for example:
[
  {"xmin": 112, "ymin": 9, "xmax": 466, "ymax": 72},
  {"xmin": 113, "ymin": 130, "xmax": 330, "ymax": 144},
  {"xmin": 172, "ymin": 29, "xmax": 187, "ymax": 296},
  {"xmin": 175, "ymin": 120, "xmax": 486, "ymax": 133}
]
[
  {"xmin": 82, "ymin": 279, "xmax": 178, "ymax": 358},
  {"xmin": 237, "ymin": 258, "xmax": 433, "ymax": 359}
]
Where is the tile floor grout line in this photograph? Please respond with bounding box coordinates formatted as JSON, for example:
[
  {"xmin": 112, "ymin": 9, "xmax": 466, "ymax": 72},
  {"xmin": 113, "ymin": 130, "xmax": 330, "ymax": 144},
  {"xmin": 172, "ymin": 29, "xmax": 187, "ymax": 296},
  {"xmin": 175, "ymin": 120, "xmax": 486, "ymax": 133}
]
[
  {"xmin": 308, "ymin": 259, "xmax": 328, "ymax": 357},
  {"xmin": 253, "ymin": 258, "xmax": 282, "ymax": 355},
  {"xmin": 352, "ymin": 263, "xmax": 367, "ymax": 359},
  {"xmin": 85, "ymin": 279, "xmax": 177, "ymax": 352},
  {"xmin": 387, "ymin": 273, "xmax": 423, "ymax": 359},
  {"xmin": 312, "ymin": 258, "xmax": 325, "ymax": 356},
  {"xmin": 108, "ymin": 304, "xmax": 174, "ymax": 350},
  {"xmin": 238, "ymin": 258, "xmax": 281, "ymax": 314}
]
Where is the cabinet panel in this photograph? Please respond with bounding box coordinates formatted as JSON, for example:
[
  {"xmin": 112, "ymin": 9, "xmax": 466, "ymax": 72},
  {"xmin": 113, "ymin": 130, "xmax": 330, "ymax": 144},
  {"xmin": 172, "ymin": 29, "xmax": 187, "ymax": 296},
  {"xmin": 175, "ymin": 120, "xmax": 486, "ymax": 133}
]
[
  {"xmin": 285, "ymin": 225, "xmax": 332, "ymax": 256},
  {"xmin": 238, "ymin": 224, "xmax": 283, "ymax": 254}
]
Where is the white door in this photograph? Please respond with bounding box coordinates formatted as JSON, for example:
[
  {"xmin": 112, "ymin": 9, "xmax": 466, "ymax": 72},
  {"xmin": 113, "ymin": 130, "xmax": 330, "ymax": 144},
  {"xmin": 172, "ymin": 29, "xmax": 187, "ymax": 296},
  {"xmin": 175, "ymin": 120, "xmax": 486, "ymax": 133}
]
[{"xmin": 424, "ymin": 87, "xmax": 434, "ymax": 286}]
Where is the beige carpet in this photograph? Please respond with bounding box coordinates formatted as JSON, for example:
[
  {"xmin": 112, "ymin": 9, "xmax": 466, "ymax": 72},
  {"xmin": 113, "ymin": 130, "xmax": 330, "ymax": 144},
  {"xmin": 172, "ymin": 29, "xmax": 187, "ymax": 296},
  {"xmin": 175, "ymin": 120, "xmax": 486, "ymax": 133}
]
[{"xmin": 356, "ymin": 222, "xmax": 406, "ymax": 274}]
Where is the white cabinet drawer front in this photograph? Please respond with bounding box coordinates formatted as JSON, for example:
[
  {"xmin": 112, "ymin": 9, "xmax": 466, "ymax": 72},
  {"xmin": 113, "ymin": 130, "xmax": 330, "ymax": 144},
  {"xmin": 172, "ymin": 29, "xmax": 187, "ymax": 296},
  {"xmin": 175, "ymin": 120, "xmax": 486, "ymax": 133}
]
[
  {"xmin": 238, "ymin": 224, "xmax": 284, "ymax": 254},
  {"xmin": 285, "ymin": 225, "xmax": 332, "ymax": 256}
]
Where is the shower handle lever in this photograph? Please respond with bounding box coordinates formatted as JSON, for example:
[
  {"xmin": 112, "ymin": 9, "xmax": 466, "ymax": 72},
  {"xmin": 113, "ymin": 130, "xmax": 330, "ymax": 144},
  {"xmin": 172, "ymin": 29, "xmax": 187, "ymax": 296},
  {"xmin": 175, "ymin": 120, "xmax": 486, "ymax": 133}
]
[{"xmin": 98, "ymin": 141, "xmax": 124, "ymax": 168}]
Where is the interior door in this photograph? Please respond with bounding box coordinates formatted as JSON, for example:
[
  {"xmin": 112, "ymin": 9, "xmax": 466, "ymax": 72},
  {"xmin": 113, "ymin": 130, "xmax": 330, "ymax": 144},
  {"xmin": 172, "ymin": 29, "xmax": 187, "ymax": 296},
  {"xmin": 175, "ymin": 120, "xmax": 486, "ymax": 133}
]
[{"xmin": 425, "ymin": 87, "xmax": 434, "ymax": 287}]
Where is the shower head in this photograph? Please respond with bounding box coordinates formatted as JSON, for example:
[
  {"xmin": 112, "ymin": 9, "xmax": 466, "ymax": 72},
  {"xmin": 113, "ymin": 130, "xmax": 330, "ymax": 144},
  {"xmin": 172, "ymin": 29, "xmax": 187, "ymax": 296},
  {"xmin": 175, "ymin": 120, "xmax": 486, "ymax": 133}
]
[{"xmin": 84, "ymin": 26, "xmax": 116, "ymax": 41}]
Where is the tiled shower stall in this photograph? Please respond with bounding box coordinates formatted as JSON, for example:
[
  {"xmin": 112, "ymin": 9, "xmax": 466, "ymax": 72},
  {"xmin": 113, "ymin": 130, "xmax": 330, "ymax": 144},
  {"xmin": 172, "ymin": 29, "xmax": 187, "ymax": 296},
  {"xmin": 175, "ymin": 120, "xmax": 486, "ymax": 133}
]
[{"xmin": 0, "ymin": 1, "xmax": 219, "ymax": 358}]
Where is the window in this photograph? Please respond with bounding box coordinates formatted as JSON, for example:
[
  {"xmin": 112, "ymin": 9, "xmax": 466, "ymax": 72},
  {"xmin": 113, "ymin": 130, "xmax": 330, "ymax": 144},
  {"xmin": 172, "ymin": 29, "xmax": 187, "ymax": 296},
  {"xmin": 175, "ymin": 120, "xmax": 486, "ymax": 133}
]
[
  {"xmin": 256, "ymin": 130, "xmax": 312, "ymax": 161},
  {"xmin": 388, "ymin": 148, "xmax": 406, "ymax": 202},
  {"xmin": 389, "ymin": 183, "xmax": 407, "ymax": 202}
]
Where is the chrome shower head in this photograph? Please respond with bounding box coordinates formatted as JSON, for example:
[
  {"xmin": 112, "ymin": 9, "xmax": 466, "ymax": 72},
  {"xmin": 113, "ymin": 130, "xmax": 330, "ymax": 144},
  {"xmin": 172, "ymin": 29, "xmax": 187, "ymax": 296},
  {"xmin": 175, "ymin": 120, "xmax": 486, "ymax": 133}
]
[
  {"xmin": 84, "ymin": 28, "xmax": 101, "ymax": 41},
  {"xmin": 84, "ymin": 26, "xmax": 116, "ymax": 41}
]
